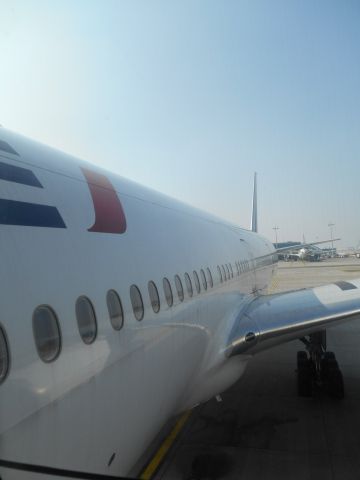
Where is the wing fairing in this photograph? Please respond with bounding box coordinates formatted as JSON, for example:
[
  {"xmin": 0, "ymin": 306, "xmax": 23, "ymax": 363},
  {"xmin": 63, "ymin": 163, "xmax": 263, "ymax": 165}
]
[{"xmin": 227, "ymin": 279, "xmax": 360, "ymax": 357}]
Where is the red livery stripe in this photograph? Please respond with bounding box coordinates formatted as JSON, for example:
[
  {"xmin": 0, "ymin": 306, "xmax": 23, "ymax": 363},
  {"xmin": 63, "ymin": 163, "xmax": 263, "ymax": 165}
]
[{"xmin": 81, "ymin": 168, "xmax": 127, "ymax": 234}]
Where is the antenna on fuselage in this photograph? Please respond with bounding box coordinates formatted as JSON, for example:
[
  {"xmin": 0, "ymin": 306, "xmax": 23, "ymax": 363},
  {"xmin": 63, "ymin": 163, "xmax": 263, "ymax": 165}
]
[{"xmin": 250, "ymin": 172, "xmax": 258, "ymax": 233}]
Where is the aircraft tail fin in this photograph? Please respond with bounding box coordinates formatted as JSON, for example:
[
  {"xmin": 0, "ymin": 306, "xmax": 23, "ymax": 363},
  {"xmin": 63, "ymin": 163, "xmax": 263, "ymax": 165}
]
[{"xmin": 251, "ymin": 172, "xmax": 258, "ymax": 233}]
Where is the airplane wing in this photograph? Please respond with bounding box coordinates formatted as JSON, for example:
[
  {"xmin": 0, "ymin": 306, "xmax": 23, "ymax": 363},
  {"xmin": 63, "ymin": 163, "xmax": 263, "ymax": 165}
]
[
  {"xmin": 276, "ymin": 238, "xmax": 340, "ymax": 253},
  {"xmin": 226, "ymin": 278, "xmax": 360, "ymax": 357}
]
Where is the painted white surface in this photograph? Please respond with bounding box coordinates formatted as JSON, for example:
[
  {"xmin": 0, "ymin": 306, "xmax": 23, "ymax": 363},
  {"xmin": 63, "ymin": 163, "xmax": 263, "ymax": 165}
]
[{"xmin": 0, "ymin": 128, "xmax": 275, "ymax": 476}]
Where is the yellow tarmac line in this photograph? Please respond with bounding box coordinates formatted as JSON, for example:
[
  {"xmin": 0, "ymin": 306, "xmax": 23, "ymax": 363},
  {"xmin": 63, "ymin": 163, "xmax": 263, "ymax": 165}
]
[{"xmin": 140, "ymin": 410, "xmax": 192, "ymax": 480}]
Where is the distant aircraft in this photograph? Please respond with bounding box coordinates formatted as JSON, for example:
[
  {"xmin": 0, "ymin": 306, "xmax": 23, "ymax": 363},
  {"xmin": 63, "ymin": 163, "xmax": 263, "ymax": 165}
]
[
  {"xmin": 0, "ymin": 129, "xmax": 359, "ymax": 479},
  {"xmin": 279, "ymin": 241, "xmax": 340, "ymax": 262},
  {"xmin": 337, "ymin": 247, "xmax": 360, "ymax": 258}
]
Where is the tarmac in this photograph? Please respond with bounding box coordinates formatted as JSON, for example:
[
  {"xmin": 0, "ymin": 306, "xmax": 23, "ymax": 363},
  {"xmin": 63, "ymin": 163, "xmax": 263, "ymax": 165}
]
[{"xmin": 152, "ymin": 258, "xmax": 360, "ymax": 480}]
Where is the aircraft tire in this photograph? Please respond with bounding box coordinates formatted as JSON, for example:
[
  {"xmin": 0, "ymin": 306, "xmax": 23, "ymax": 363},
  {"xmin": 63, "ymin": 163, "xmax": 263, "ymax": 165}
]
[
  {"xmin": 324, "ymin": 351, "xmax": 336, "ymax": 361},
  {"xmin": 297, "ymin": 350, "xmax": 308, "ymax": 367},
  {"xmin": 297, "ymin": 358, "xmax": 314, "ymax": 397},
  {"xmin": 320, "ymin": 354, "xmax": 339, "ymax": 382},
  {"xmin": 326, "ymin": 366, "xmax": 344, "ymax": 399}
]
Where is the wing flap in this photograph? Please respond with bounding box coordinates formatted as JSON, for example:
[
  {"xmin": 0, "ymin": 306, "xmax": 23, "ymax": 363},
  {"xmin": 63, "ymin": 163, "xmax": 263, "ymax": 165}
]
[{"xmin": 226, "ymin": 279, "xmax": 360, "ymax": 357}]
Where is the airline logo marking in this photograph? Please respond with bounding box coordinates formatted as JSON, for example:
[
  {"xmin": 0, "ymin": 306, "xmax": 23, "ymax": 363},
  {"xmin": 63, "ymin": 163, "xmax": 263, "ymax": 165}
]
[
  {"xmin": 0, "ymin": 160, "xmax": 127, "ymax": 233},
  {"xmin": 81, "ymin": 168, "xmax": 127, "ymax": 234},
  {"xmin": 0, "ymin": 161, "xmax": 42, "ymax": 188},
  {"xmin": 0, "ymin": 161, "xmax": 66, "ymax": 228},
  {"xmin": 0, "ymin": 199, "xmax": 66, "ymax": 228},
  {"xmin": 0, "ymin": 139, "xmax": 19, "ymax": 156}
]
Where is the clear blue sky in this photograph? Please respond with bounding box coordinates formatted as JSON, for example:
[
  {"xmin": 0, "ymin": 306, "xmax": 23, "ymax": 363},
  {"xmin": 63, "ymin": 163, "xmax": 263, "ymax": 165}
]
[{"xmin": 1, "ymin": 0, "xmax": 359, "ymax": 247}]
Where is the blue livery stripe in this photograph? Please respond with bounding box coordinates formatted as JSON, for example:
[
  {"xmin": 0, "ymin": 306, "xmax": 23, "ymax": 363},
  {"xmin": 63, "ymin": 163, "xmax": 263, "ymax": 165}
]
[
  {"xmin": 0, "ymin": 199, "xmax": 66, "ymax": 228},
  {"xmin": 0, "ymin": 161, "xmax": 43, "ymax": 188},
  {"xmin": 0, "ymin": 140, "xmax": 19, "ymax": 156}
]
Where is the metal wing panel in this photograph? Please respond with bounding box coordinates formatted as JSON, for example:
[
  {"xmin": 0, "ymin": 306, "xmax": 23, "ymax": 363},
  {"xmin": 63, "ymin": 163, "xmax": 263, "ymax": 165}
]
[{"xmin": 227, "ymin": 279, "xmax": 360, "ymax": 357}]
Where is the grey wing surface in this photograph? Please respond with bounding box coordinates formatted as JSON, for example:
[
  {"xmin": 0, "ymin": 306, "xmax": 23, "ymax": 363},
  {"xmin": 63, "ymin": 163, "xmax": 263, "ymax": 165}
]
[{"xmin": 227, "ymin": 279, "xmax": 360, "ymax": 357}]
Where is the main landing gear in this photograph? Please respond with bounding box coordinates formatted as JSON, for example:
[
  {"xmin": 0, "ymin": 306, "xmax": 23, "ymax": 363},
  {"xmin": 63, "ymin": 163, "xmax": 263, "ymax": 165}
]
[{"xmin": 297, "ymin": 331, "xmax": 344, "ymax": 399}]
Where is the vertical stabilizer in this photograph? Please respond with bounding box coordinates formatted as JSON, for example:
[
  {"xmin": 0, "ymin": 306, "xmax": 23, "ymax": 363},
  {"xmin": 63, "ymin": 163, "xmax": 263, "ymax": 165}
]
[{"xmin": 251, "ymin": 172, "xmax": 258, "ymax": 233}]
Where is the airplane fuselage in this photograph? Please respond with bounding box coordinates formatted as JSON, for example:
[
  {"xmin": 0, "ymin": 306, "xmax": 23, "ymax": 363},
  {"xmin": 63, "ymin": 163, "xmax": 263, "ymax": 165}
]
[{"xmin": 0, "ymin": 129, "xmax": 276, "ymax": 477}]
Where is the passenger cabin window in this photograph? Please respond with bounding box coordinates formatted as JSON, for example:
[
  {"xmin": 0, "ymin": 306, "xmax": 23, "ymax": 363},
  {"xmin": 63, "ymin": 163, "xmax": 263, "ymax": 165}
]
[
  {"xmin": 107, "ymin": 290, "xmax": 124, "ymax": 330},
  {"xmin": 0, "ymin": 326, "xmax": 10, "ymax": 383},
  {"xmin": 175, "ymin": 275, "xmax": 184, "ymax": 302},
  {"xmin": 130, "ymin": 285, "xmax": 144, "ymax": 320},
  {"xmin": 184, "ymin": 273, "xmax": 193, "ymax": 297},
  {"xmin": 229, "ymin": 264, "xmax": 233, "ymax": 278},
  {"xmin": 217, "ymin": 266, "xmax": 223, "ymax": 283},
  {"xmin": 200, "ymin": 269, "xmax": 207, "ymax": 290},
  {"xmin": 76, "ymin": 296, "xmax": 97, "ymax": 344},
  {"xmin": 193, "ymin": 271, "xmax": 201, "ymax": 293},
  {"xmin": 163, "ymin": 278, "xmax": 173, "ymax": 307},
  {"xmin": 206, "ymin": 268, "xmax": 213, "ymax": 288},
  {"xmin": 33, "ymin": 306, "xmax": 61, "ymax": 362},
  {"xmin": 148, "ymin": 281, "xmax": 160, "ymax": 313},
  {"xmin": 236, "ymin": 262, "xmax": 240, "ymax": 275},
  {"xmin": 221, "ymin": 265, "xmax": 226, "ymax": 281}
]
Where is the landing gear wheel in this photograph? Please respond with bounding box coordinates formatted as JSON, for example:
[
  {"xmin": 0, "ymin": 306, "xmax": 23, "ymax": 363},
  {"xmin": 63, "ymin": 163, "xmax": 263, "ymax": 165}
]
[
  {"xmin": 297, "ymin": 340, "xmax": 345, "ymax": 399},
  {"xmin": 321, "ymin": 353, "xmax": 344, "ymax": 399},
  {"xmin": 297, "ymin": 350, "xmax": 307, "ymax": 365},
  {"xmin": 297, "ymin": 351, "xmax": 314, "ymax": 397},
  {"xmin": 320, "ymin": 353, "xmax": 338, "ymax": 380},
  {"xmin": 327, "ymin": 368, "xmax": 344, "ymax": 399},
  {"xmin": 324, "ymin": 351, "xmax": 335, "ymax": 361}
]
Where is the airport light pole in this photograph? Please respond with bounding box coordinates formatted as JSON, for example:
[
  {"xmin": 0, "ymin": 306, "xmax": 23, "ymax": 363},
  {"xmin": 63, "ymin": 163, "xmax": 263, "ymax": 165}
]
[
  {"xmin": 328, "ymin": 222, "xmax": 335, "ymax": 257},
  {"xmin": 273, "ymin": 226, "xmax": 279, "ymax": 248}
]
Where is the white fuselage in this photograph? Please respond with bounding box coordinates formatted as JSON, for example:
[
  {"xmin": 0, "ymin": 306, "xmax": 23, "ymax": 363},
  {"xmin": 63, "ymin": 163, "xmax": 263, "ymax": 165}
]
[{"xmin": 0, "ymin": 129, "xmax": 276, "ymax": 477}]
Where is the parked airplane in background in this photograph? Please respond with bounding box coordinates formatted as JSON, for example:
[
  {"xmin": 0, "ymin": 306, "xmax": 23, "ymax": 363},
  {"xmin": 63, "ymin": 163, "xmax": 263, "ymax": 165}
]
[
  {"xmin": 288, "ymin": 247, "xmax": 322, "ymax": 261},
  {"xmin": 337, "ymin": 247, "xmax": 360, "ymax": 259},
  {"xmin": 0, "ymin": 128, "xmax": 360, "ymax": 479},
  {"xmin": 277, "ymin": 238, "xmax": 340, "ymax": 262}
]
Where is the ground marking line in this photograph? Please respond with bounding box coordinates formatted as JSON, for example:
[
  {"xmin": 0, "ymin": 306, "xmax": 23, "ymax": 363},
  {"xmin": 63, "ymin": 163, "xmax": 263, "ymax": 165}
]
[{"xmin": 140, "ymin": 410, "xmax": 192, "ymax": 480}]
